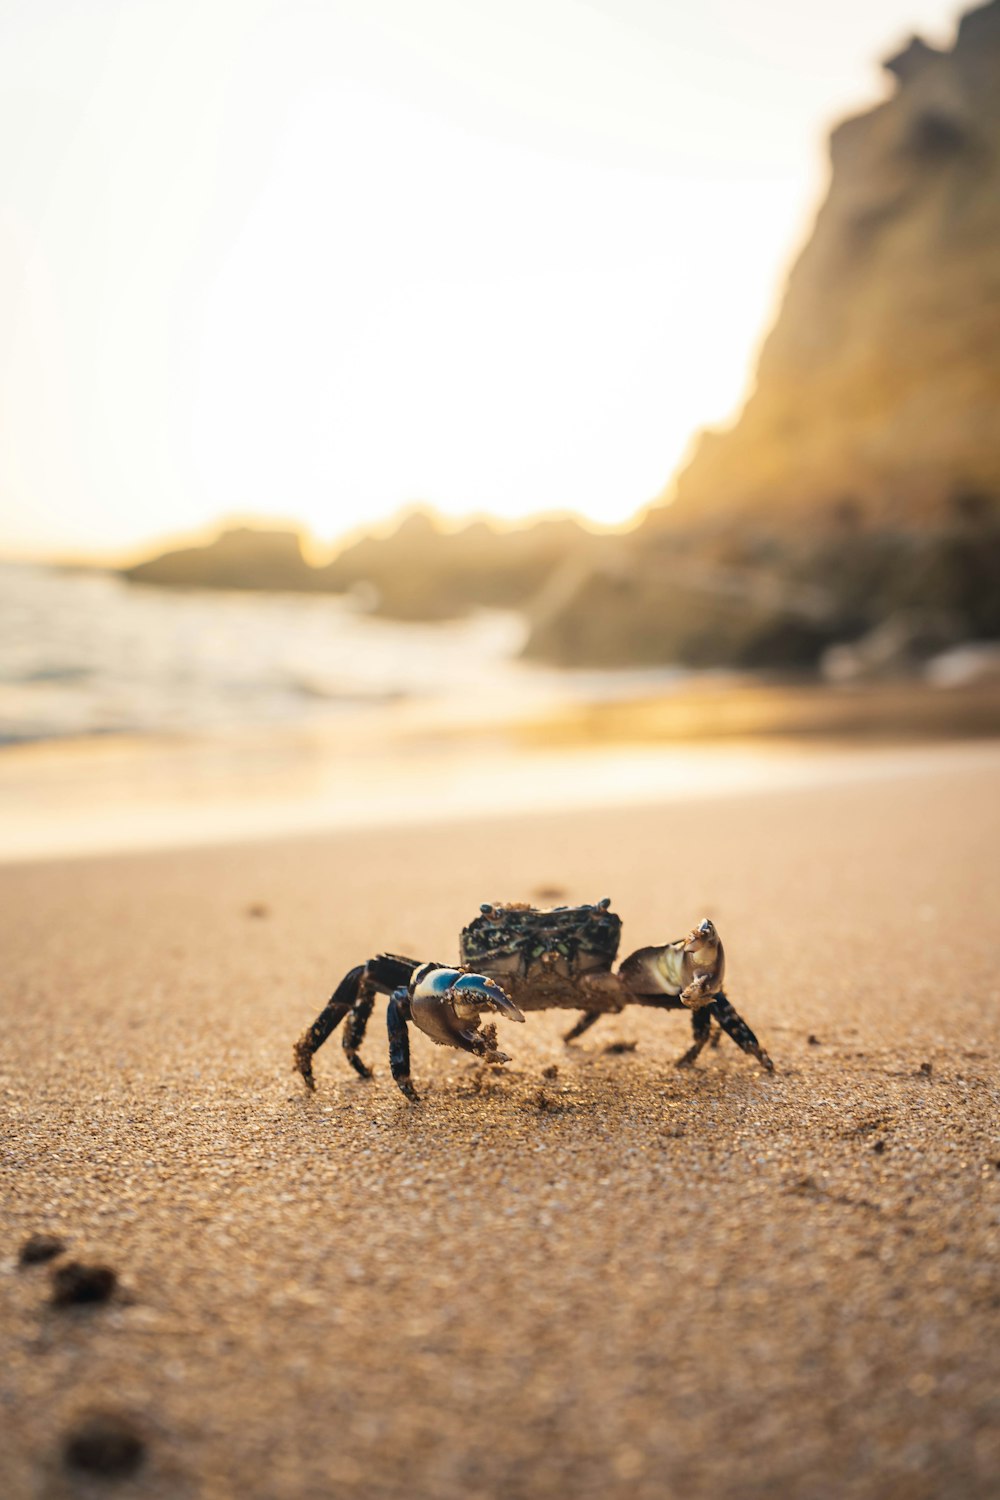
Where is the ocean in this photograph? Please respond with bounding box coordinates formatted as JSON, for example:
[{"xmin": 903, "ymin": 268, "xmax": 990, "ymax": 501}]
[
  {"xmin": 0, "ymin": 560, "xmax": 679, "ymax": 745},
  {"xmin": 3, "ymin": 562, "xmax": 995, "ymax": 862}
]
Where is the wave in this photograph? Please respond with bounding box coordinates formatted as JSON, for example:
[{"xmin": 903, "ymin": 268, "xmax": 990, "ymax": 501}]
[{"xmin": 1, "ymin": 560, "xmax": 683, "ymax": 745}]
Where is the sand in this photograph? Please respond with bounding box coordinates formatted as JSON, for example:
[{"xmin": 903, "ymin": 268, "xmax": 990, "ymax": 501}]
[{"xmin": 2, "ymin": 746, "xmax": 999, "ymax": 1499}]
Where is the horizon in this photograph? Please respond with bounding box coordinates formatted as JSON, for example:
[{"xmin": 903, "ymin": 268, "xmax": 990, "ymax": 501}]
[{"xmin": 1, "ymin": 0, "xmax": 966, "ymax": 560}]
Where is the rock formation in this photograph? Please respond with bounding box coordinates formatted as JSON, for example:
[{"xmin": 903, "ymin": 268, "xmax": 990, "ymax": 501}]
[
  {"xmin": 123, "ymin": 526, "xmax": 319, "ymax": 593},
  {"xmin": 525, "ymin": 0, "xmax": 1000, "ymax": 669},
  {"xmin": 667, "ymin": 0, "xmax": 1000, "ymax": 528},
  {"xmin": 122, "ymin": 512, "xmax": 598, "ymax": 621},
  {"xmin": 317, "ymin": 510, "xmax": 597, "ymax": 620}
]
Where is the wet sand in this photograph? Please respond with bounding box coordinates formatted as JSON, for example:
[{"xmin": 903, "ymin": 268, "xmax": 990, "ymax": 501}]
[
  {"xmin": 4, "ymin": 674, "xmax": 1000, "ymax": 864},
  {"xmin": 2, "ymin": 746, "xmax": 999, "ymax": 1498}
]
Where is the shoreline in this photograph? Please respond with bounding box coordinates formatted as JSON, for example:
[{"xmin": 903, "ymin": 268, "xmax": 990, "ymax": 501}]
[
  {"xmin": 2, "ymin": 723, "xmax": 999, "ymax": 864},
  {"xmin": 3, "ymin": 674, "xmax": 999, "ymax": 864}
]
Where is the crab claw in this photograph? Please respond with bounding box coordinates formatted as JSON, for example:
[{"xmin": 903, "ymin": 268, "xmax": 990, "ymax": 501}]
[
  {"xmin": 679, "ymin": 972, "xmax": 717, "ymax": 1009},
  {"xmin": 683, "ymin": 918, "xmax": 717, "ymax": 954},
  {"xmin": 451, "ymin": 972, "xmax": 525, "ymax": 1023},
  {"xmin": 409, "ymin": 965, "xmax": 523, "ymax": 1056}
]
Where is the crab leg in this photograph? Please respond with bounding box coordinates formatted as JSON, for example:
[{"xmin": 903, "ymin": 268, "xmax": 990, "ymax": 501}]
[
  {"xmin": 676, "ymin": 1004, "xmax": 713, "ymax": 1067},
  {"xmin": 341, "ymin": 978, "xmax": 376, "ymax": 1079},
  {"xmin": 293, "ymin": 953, "xmax": 418, "ymax": 1090},
  {"xmin": 387, "ymin": 988, "xmax": 418, "ymax": 1102},
  {"xmin": 611, "ymin": 989, "xmax": 770, "ymax": 1072},
  {"xmin": 711, "ymin": 992, "xmax": 773, "ymax": 1071},
  {"xmin": 293, "ymin": 963, "xmax": 366, "ymax": 1091},
  {"xmin": 563, "ymin": 1011, "xmax": 602, "ymax": 1044}
]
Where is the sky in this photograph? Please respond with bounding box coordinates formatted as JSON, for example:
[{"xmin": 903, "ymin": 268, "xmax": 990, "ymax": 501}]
[{"xmin": 0, "ymin": 0, "xmax": 965, "ymax": 559}]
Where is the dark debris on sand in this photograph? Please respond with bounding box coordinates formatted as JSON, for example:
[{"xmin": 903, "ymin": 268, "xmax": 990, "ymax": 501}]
[
  {"xmin": 19, "ymin": 1233, "xmax": 66, "ymax": 1266},
  {"xmin": 50, "ymin": 1261, "xmax": 118, "ymax": 1307},
  {"xmin": 63, "ymin": 1411, "xmax": 146, "ymax": 1479}
]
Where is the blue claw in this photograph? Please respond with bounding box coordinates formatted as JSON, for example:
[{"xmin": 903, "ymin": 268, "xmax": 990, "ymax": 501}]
[{"xmin": 451, "ymin": 972, "xmax": 525, "ymax": 1021}]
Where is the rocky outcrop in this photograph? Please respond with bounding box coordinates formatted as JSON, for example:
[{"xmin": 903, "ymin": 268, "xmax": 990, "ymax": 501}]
[
  {"xmin": 525, "ymin": 0, "xmax": 1000, "ymax": 669},
  {"xmin": 122, "ymin": 512, "xmax": 598, "ymax": 621},
  {"xmin": 667, "ymin": 0, "xmax": 1000, "ymax": 528},
  {"xmin": 525, "ymin": 502, "xmax": 1000, "ymax": 668},
  {"xmin": 317, "ymin": 510, "xmax": 597, "ymax": 620},
  {"xmin": 123, "ymin": 527, "xmax": 319, "ymax": 592}
]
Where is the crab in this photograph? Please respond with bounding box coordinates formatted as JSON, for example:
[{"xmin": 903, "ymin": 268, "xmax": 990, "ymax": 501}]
[{"xmin": 293, "ymin": 899, "xmax": 772, "ymax": 1101}]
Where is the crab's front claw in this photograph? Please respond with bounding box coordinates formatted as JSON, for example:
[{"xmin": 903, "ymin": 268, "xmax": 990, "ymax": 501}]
[
  {"xmin": 409, "ymin": 965, "xmax": 523, "ymax": 1059},
  {"xmin": 463, "ymin": 1022, "xmax": 511, "ymax": 1065},
  {"xmin": 680, "ymin": 972, "xmax": 717, "ymax": 1010},
  {"xmin": 682, "ymin": 918, "xmax": 718, "ymax": 954},
  {"xmin": 451, "ymin": 972, "xmax": 525, "ymax": 1024}
]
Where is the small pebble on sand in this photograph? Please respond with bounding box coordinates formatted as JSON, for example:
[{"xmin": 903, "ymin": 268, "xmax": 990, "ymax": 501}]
[
  {"xmin": 18, "ymin": 1233, "xmax": 66, "ymax": 1266},
  {"xmin": 51, "ymin": 1261, "xmax": 118, "ymax": 1307},
  {"xmin": 63, "ymin": 1412, "xmax": 146, "ymax": 1478}
]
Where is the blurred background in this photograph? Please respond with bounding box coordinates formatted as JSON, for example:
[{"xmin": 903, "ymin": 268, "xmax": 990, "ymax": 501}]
[{"xmin": 2, "ymin": 0, "xmax": 999, "ymax": 858}]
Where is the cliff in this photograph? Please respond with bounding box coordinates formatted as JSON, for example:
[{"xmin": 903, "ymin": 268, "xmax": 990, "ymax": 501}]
[
  {"xmin": 526, "ymin": 0, "xmax": 1000, "ymax": 670},
  {"xmin": 665, "ymin": 0, "xmax": 1000, "ymax": 528}
]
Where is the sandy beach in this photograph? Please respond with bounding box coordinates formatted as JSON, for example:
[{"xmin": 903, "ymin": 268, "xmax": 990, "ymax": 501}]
[{"xmin": 2, "ymin": 744, "xmax": 1000, "ymax": 1499}]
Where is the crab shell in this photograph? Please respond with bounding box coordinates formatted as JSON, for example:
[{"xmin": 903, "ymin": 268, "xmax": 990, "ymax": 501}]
[{"xmin": 460, "ymin": 898, "xmax": 622, "ymax": 983}]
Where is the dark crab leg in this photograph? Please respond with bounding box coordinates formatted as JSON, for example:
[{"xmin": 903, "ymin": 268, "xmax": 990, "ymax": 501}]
[
  {"xmin": 563, "ymin": 1011, "xmax": 602, "ymax": 1044},
  {"xmin": 387, "ymin": 988, "xmax": 418, "ymax": 1102},
  {"xmin": 676, "ymin": 1004, "xmax": 713, "ymax": 1068},
  {"xmin": 711, "ymin": 992, "xmax": 773, "ymax": 1072},
  {"xmin": 571, "ymin": 994, "xmax": 717, "ymax": 1068},
  {"xmin": 293, "ymin": 964, "xmax": 365, "ymax": 1091},
  {"xmin": 294, "ymin": 954, "xmax": 418, "ymax": 1090},
  {"xmin": 623, "ymin": 990, "xmax": 771, "ymax": 1072},
  {"xmin": 342, "ymin": 979, "xmax": 376, "ymax": 1079}
]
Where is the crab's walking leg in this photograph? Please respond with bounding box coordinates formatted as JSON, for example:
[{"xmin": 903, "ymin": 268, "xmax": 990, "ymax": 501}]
[
  {"xmin": 293, "ymin": 964, "xmax": 365, "ymax": 1091},
  {"xmin": 676, "ymin": 1004, "xmax": 713, "ymax": 1068},
  {"xmin": 294, "ymin": 954, "xmax": 419, "ymax": 1090},
  {"xmin": 342, "ymin": 979, "xmax": 376, "ymax": 1079},
  {"xmin": 387, "ymin": 988, "xmax": 419, "ymax": 1103},
  {"xmin": 711, "ymin": 992, "xmax": 773, "ymax": 1072},
  {"xmin": 564, "ymin": 1011, "xmax": 602, "ymax": 1044}
]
